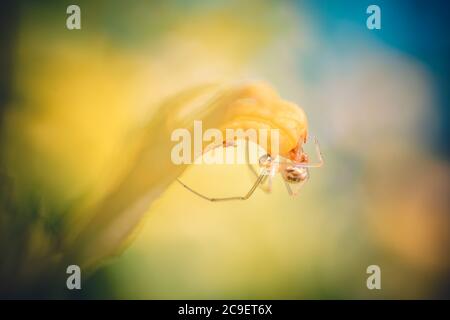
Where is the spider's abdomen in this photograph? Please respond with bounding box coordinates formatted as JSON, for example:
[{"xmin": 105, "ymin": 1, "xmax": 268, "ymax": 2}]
[{"xmin": 282, "ymin": 166, "xmax": 309, "ymax": 183}]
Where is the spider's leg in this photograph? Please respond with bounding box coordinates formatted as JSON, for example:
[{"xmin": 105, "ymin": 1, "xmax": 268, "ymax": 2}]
[
  {"xmin": 177, "ymin": 172, "xmax": 265, "ymax": 202},
  {"xmin": 278, "ymin": 137, "xmax": 324, "ymax": 168},
  {"xmin": 245, "ymin": 140, "xmax": 274, "ymax": 193},
  {"xmin": 297, "ymin": 137, "xmax": 324, "ymax": 168}
]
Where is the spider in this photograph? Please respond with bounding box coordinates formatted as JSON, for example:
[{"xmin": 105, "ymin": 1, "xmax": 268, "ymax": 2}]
[
  {"xmin": 177, "ymin": 137, "xmax": 323, "ymax": 201},
  {"xmin": 175, "ymin": 82, "xmax": 324, "ymax": 201}
]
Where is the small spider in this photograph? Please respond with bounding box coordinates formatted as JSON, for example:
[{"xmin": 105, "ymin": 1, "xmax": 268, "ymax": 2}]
[
  {"xmin": 176, "ymin": 82, "xmax": 323, "ymax": 201},
  {"xmin": 177, "ymin": 137, "xmax": 323, "ymax": 201}
]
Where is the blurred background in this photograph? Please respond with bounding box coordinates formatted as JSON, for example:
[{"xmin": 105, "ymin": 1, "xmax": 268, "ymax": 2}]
[{"xmin": 0, "ymin": 0, "xmax": 449, "ymax": 299}]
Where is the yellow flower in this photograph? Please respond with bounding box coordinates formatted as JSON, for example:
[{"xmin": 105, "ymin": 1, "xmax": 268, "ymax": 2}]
[{"xmin": 0, "ymin": 1, "xmax": 302, "ymax": 296}]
